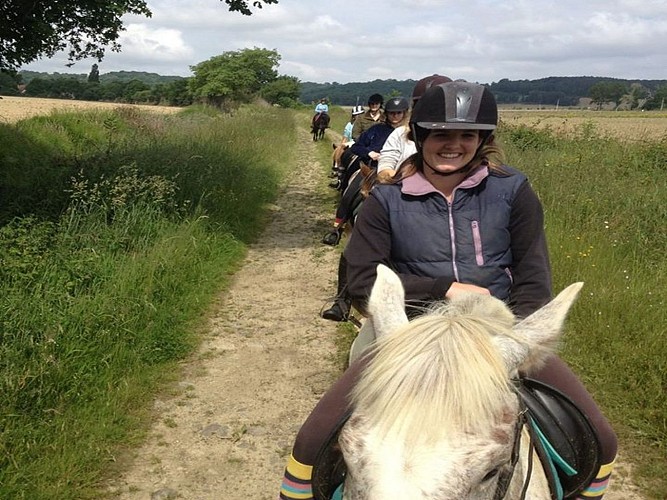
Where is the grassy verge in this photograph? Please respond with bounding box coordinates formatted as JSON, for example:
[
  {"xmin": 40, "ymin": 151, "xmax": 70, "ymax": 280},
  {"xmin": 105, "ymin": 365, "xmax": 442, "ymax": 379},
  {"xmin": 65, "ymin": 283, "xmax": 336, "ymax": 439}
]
[
  {"xmin": 317, "ymin": 113, "xmax": 667, "ymax": 497},
  {"xmin": 499, "ymin": 122, "xmax": 666, "ymax": 498},
  {"xmin": 0, "ymin": 104, "xmax": 298, "ymax": 498}
]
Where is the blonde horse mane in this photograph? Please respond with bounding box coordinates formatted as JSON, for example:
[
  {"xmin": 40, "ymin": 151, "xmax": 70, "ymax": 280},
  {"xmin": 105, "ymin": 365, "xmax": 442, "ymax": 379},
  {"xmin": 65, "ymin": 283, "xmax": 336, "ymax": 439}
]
[{"xmin": 350, "ymin": 294, "xmax": 522, "ymax": 447}]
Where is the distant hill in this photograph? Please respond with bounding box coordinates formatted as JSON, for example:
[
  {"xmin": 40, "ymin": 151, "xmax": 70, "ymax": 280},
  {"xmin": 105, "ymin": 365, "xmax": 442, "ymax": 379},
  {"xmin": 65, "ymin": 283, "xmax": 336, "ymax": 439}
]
[
  {"xmin": 19, "ymin": 70, "xmax": 184, "ymax": 86},
  {"xmin": 14, "ymin": 71, "xmax": 667, "ymax": 108},
  {"xmin": 301, "ymin": 76, "xmax": 667, "ymax": 107},
  {"xmin": 301, "ymin": 79, "xmax": 416, "ymax": 106}
]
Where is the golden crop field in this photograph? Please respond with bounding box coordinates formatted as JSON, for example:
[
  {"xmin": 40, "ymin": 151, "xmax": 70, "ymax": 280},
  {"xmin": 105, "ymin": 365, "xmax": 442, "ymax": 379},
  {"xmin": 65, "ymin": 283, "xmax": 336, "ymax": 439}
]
[
  {"xmin": 499, "ymin": 108, "xmax": 667, "ymax": 142},
  {"xmin": 3, "ymin": 96, "xmax": 666, "ymax": 143},
  {"xmin": 0, "ymin": 95, "xmax": 180, "ymax": 124}
]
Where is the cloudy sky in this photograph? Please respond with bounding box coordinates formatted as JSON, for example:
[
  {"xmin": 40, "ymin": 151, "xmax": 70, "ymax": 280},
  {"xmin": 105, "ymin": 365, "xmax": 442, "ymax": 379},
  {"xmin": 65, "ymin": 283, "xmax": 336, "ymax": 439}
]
[{"xmin": 23, "ymin": 0, "xmax": 667, "ymax": 84}]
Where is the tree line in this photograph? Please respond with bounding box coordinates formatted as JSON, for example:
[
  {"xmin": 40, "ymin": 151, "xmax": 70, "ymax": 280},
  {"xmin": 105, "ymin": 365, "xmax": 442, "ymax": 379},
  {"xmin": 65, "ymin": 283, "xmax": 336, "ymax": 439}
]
[
  {"xmin": 4, "ymin": 66, "xmax": 666, "ymax": 111},
  {"xmin": 302, "ymin": 76, "xmax": 667, "ymax": 110},
  {"xmin": 1, "ymin": 48, "xmax": 301, "ymax": 109}
]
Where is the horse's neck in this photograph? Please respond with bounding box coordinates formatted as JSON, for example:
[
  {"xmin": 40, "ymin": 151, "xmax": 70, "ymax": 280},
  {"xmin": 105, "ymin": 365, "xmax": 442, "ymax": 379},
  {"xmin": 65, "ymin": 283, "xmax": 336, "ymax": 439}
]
[{"xmin": 508, "ymin": 427, "xmax": 551, "ymax": 499}]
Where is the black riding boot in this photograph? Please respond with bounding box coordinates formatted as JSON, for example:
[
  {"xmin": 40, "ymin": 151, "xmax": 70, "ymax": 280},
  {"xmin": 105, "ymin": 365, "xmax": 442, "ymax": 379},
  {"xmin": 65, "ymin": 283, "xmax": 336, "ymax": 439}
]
[
  {"xmin": 321, "ymin": 254, "xmax": 351, "ymax": 322},
  {"xmin": 322, "ymin": 226, "xmax": 343, "ymax": 246},
  {"xmin": 321, "ymin": 297, "xmax": 351, "ymax": 322}
]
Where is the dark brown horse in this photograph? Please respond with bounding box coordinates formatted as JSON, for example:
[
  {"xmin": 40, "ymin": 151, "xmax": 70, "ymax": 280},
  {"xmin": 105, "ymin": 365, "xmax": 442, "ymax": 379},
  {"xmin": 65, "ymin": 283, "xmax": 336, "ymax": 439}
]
[{"xmin": 312, "ymin": 112, "xmax": 330, "ymax": 141}]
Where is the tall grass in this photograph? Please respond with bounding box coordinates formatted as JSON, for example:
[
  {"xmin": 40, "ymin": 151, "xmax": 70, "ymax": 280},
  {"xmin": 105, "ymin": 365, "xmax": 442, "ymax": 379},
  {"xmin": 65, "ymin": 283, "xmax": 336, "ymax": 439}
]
[
  {"xmin": 499, "ymin": 122, "xmax": 667, "ymax": 498},
  {"xmin": 0, "ymin": 104, "xmax": 298, "ymax": 498}
]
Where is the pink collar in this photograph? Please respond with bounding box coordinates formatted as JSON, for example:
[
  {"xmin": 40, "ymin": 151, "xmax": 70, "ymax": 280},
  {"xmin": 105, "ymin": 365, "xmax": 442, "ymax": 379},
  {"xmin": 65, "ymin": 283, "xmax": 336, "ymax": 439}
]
[{"xmin": 401, "ymin": 166, "xmax": 489, "ymax": 196}]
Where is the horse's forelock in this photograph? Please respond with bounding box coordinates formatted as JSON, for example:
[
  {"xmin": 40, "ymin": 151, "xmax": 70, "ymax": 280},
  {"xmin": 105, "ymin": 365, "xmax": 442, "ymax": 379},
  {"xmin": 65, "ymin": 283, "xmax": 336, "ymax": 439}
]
[{"xmin": 351, "ymin": 299, "xmax": 518, "ymax": 446}]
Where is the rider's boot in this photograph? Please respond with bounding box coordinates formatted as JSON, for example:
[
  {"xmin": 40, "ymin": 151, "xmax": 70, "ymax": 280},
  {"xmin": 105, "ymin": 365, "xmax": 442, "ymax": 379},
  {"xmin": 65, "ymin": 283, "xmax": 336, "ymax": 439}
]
[
  {"xmin": 321, "ymin": 298, "xmax": 351, "ymax": 322},
  {"xmin": 322, "ymin": 226, "xmax": 343, "ymax": 246}
]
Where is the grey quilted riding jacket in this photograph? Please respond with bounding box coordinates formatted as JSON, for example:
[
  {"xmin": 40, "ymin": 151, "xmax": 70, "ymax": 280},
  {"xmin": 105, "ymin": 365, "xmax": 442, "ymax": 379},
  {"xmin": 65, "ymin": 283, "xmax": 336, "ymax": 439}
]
[{"xmin": 344, "ymin": 166, "xmax": 552, "ymax": 319}]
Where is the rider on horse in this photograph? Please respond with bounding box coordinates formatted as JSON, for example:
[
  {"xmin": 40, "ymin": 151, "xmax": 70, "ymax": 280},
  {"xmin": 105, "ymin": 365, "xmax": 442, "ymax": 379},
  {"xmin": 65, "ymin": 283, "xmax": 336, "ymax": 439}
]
[
  {"xmin": 281, "ymin": 81, "xmax": 618, "ymax": 500},
  {"xmin": 351, "ymin": 93, "xmax": 385, "ymax": 140},
  {"xmin": 313, "ymin": 98, "xmax": 329, "ymax": 125}
]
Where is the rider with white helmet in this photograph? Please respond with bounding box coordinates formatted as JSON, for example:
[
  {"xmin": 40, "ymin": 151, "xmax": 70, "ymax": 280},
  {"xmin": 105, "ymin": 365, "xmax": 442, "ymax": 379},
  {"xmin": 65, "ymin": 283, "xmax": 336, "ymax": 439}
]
[{"xmin": 342, "ymin": 105, "xmax": 365, "ymax": 143}]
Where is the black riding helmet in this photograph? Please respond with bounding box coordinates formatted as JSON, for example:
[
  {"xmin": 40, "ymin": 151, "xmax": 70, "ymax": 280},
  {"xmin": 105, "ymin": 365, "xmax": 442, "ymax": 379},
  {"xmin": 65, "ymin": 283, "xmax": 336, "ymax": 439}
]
[
  {"xmin": 410, "ymin": 81, "xmax": 497, "ymax": 150},
  {"xmin": 367, "ymin": 93, "xmax": 384, "ymax": 106},
  {"xmin": 384, "ymin": 97, "xmax": 409, "ymax": 113},
  {"xmin": 411, "ymin": 74, "xmax": 453, "ymax": 106}
]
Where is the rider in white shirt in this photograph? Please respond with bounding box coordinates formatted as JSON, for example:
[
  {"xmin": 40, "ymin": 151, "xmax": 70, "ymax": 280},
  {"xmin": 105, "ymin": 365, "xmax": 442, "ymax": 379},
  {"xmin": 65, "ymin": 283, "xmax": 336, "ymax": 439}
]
[{"xmin": 314, "ymin": 98, "xmax": 329, "ymax": 114}]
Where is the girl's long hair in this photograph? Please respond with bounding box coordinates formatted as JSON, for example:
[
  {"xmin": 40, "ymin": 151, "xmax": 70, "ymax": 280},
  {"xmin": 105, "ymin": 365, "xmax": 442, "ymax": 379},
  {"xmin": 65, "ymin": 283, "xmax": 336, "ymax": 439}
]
[{"xmin": 385, "ymin": 130, "xmax": 507, "ymax": 184}]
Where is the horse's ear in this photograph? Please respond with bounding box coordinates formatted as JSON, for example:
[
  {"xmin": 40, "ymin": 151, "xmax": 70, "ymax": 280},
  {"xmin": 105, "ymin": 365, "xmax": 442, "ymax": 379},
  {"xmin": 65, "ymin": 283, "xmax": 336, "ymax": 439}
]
[
  {"xmin": 499, "ymin": 282, "xmax": 584, "ymax": 373},
  {"xmin": 368, "ymin": 264, "xmax": 408, "ymax": 339}
]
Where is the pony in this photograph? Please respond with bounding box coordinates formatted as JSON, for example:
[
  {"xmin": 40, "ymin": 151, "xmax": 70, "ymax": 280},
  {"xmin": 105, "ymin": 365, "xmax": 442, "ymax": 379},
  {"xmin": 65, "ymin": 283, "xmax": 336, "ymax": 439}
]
[
  {"xmin": 326, "ymin": 265, "xmax": 586, "ymax": 499},
  {"xmin": 312, "ymin": 112, "xmax": 330, "ymax": 141},
  {"xmin": 328, "ymin": 142, "xmax": 362, "ymax": 192}
]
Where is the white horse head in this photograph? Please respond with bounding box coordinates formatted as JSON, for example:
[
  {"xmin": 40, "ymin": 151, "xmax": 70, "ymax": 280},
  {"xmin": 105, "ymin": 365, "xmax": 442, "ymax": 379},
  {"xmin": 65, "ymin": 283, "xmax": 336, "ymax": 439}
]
[{"xmin": 339, "ymin": 265, "xmax": 583, "ymax": 499}]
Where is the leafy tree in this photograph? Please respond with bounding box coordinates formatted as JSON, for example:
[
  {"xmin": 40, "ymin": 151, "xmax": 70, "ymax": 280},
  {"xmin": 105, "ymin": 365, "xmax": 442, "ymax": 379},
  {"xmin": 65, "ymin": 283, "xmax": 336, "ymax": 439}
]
[
  {"xmin": 160, "ymin": 79, "xmax": 194, "ymax": 106},
  {"xmin": 100, "ymin": 81, "xmax": 126, "ymax": 101},
  {"xmin": 121, "ymin": 79, "xmax": 149, "ymax": 102},
  {"xmin": 260, "ymin": 75, "xmax": 301, "ymax": 107},
  {"xmin": 1, "ymin": 0, "xmax": 280, "ymax": 71},
  {"xmin": 51, "ymin": 77, "xmax": 84, "ymax": 98},
  {"xmin": 189, "ymin": 48, "xmax": 280, "ymax": 107},
  {"xmin": 87, "ymin": 63, "xmax": 100, "ymax": 83},
  {"xmin": 0, "ymin": 70, "xmax": 20, "ymax": 95},
  {"xmin": 627, "ymin": 83, "xmax": 648, "ymax": 110},
  {"xmin": 589, "ymin": 81, "xmax": 628, "ymax": 109},
  {"xmin": 24, "ymin": 77, "xmax": 54, "ymax": 97},
  {"xmin": 80, "ymin": 84, "xmax": 102, "ymax": 101},
  {"xmin": 0, "ymin": 1, "xmax": 151, "ymax": 71},
  {"xmin": 223, "ymin": 0, "xmax": 278, "ymax": 15},
  {"xmin": 643, "ymin": 85, "xmax": 667, "ymax": 110}
]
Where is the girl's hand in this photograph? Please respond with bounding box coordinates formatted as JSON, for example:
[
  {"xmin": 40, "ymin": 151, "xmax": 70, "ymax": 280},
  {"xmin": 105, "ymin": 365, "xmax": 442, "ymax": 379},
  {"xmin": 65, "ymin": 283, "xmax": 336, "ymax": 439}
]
[
  {"xmin": 368, "ymin": 151, "xmax": 381, "ymax": 161},
  {"xmin": 445, "ymin": 282, "xmax": 490, "ymax": 299}
]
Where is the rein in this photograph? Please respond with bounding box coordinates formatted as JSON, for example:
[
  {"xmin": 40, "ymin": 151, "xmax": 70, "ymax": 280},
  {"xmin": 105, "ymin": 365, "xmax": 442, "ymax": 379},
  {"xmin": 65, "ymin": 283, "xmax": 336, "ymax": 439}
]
[{"xmin": 493, "ymin": 395, "xmax": 532, "ymax": 500}]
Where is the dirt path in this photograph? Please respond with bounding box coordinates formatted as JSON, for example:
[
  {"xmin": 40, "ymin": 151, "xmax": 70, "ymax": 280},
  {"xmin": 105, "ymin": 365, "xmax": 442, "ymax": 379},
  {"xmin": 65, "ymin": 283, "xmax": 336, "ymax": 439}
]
[
  {"xmin": 107, "ymin": 124, "xmax": 643, "ymax": 500},
  {"xmin": 108, "ymin": 125, "xmax": 341, "ymax": 499}
]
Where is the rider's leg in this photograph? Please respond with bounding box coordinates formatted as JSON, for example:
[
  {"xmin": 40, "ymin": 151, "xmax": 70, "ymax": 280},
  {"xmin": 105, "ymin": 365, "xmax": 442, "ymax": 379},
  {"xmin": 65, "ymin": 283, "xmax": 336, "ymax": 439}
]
[
  {"xmin": 529, "ymin": 356, "xmax": 618, "ymax": 499},
  {"xmin": 348, "ymin": 318, "xmax": 375, "ymax": 365},
  {"xmin": 279, "ymin": 358, "xmax": 368, "ymax": 500},
  {"xmin": 335, "ymin": 173, "xmax": 364, "ymax": 225},
  {"xmin": 321, "ymin": 254, "xmax": 351, "ymax": 322},
  {"xmin": 339, "ymin": 154, "xmax": 360, "ymax": 193}
]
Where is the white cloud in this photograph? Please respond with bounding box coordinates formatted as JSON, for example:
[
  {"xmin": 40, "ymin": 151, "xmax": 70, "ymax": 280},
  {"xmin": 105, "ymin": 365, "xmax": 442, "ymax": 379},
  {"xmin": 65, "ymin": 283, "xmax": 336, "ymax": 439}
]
[
  {"xmin": 120, "ymin": 24, "xmax": 193, "ymax": 61},
  {"xmin": 21, "ymin": 0, "xmax": 667, "ymax": 83}
]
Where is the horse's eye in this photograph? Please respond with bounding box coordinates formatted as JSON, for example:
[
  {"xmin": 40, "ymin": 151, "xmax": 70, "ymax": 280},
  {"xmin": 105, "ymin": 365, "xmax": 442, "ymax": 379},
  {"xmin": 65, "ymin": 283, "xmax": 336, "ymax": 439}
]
[{"xmin": 482, "ymin": 468, "xmax": 500, "ymax": 482}]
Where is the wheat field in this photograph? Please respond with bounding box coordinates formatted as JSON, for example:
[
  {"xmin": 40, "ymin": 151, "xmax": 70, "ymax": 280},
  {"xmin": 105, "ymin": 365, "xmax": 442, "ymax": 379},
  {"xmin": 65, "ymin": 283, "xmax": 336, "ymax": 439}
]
[
  {"xmin": 500, "ymin": 109, "xmax": 667, "ymax": 142},
  {"xmin": 0, "ymin": 95, "xmax": 180, "ymax": 124}
]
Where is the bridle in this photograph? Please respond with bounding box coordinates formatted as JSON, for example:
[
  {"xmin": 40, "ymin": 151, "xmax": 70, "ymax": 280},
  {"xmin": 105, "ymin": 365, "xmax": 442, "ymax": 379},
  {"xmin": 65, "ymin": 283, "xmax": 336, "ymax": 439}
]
[{"xmin": 492, "ymin": 396, "xmax": 534, "ymax": 500}]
